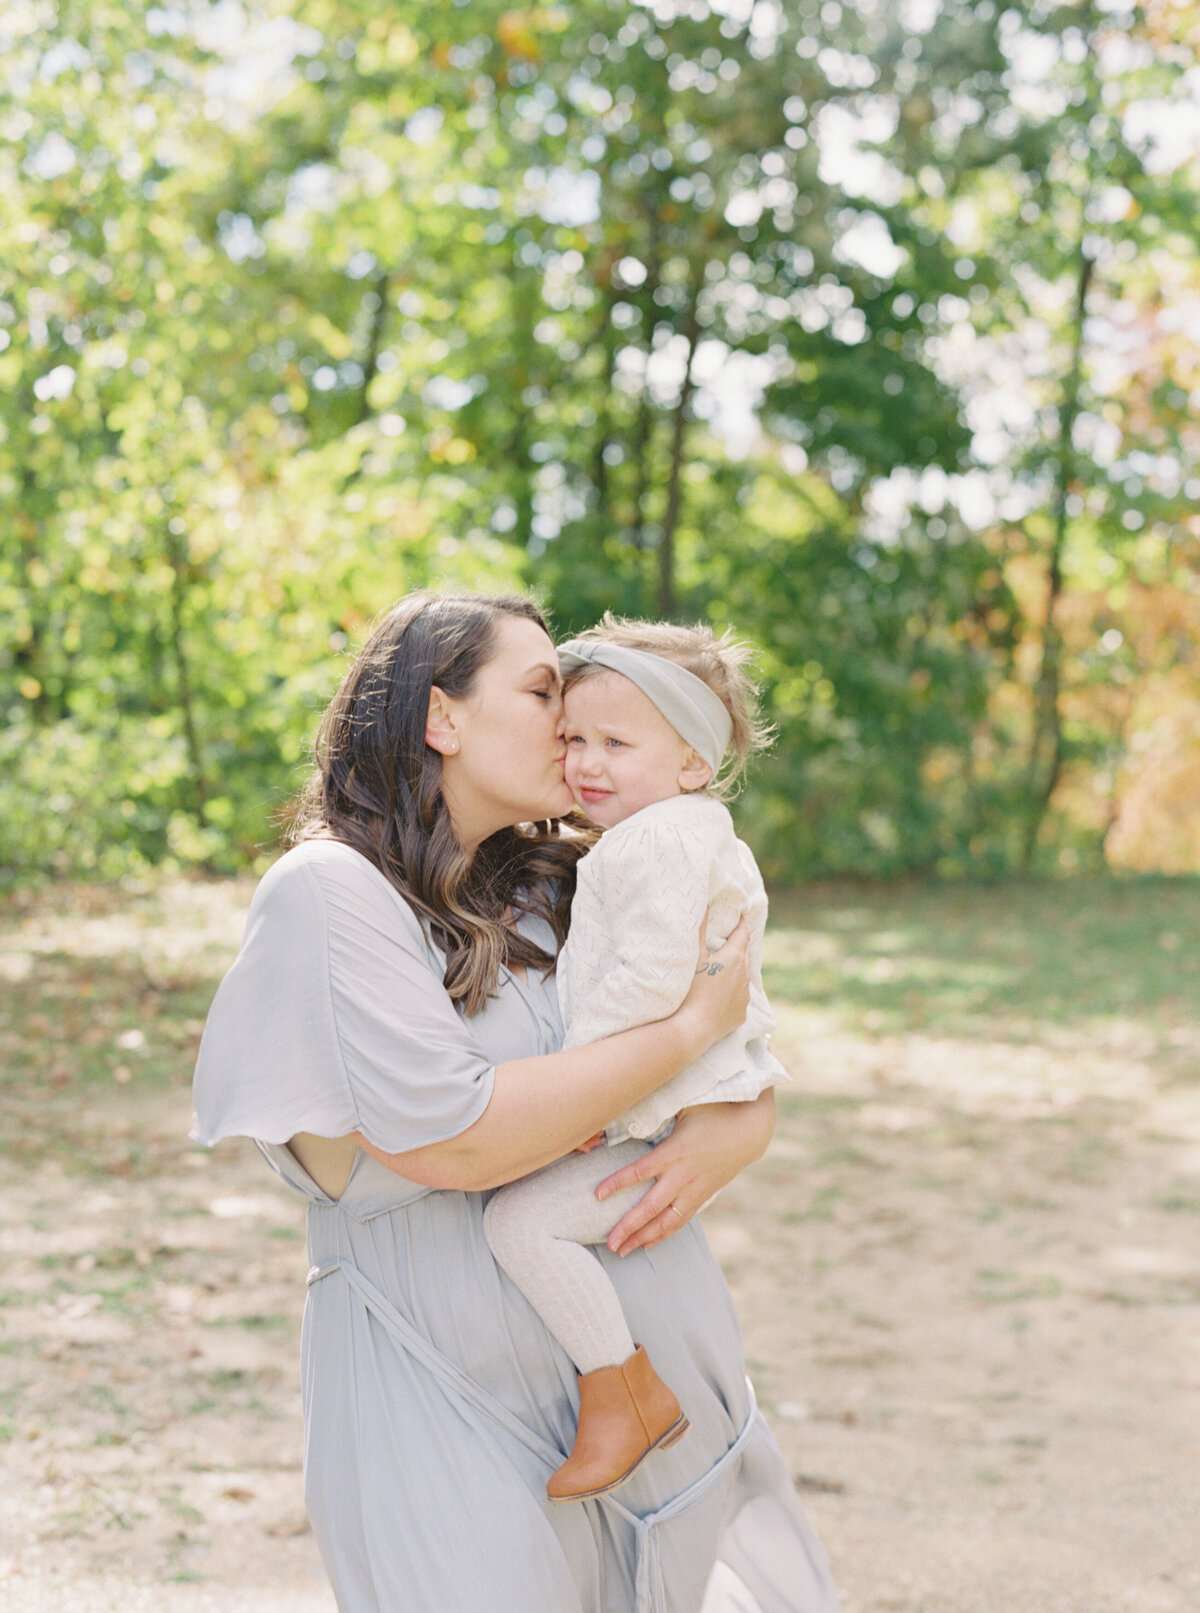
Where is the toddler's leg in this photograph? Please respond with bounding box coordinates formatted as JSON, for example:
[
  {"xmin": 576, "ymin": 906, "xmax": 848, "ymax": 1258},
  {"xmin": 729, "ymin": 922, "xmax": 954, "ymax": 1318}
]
[
  {"xmin": 487, "ymin": 1142, "xmax": 690, "ymax": 1502},
  {"xmin": 483, "ymin": 1141, "xmax": 650, "ymax": 1375}
]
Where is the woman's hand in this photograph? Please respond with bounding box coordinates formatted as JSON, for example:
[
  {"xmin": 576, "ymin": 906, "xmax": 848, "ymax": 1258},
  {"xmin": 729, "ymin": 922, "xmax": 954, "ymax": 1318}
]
[
  {"xmin": 677, "ymin": 918, "xmax": 752, "ymax": 1057},
  {"xmin": 594, "ymin": 1089, "xmax": 776, "ymax": 1256}
]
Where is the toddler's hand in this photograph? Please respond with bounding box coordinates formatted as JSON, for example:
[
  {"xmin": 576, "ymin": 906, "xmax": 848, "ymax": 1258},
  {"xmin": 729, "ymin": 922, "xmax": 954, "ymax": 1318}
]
[{"xmin": 575, "ymin": 1132, "xmax": 606, "ymax": 1153}]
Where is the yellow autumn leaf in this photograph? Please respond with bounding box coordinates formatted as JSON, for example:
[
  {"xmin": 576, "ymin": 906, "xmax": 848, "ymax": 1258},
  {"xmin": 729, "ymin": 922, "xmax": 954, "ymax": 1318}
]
[{"xmin": 307, "ymin": 313, "xmax": 355, "ymax": 361}]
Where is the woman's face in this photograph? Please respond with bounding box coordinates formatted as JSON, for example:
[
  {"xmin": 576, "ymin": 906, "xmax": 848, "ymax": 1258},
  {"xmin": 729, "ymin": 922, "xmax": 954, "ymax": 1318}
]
[{"xmin": 434, "ymin": 614, "xmax": 572, "ymax": 849}]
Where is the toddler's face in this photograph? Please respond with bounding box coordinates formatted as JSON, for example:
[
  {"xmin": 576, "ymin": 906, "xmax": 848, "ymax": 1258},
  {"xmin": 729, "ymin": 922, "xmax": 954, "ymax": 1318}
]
[{"xmin": 563, "ymin": 670, "xmax": 704, "ymax": 828}]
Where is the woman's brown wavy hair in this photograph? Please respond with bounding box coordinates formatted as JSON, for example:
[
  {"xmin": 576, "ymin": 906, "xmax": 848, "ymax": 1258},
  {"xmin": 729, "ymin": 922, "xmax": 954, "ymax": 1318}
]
[{"xmin": 289, "ymin": 592, "xmax": 591, "ymax": 1016}]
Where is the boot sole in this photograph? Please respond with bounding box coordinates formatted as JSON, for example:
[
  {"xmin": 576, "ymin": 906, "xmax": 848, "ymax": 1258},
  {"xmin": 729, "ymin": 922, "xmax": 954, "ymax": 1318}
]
[{"xmin": 547, "ymin": 1416, "xmax": 691, "ymax": 1504}]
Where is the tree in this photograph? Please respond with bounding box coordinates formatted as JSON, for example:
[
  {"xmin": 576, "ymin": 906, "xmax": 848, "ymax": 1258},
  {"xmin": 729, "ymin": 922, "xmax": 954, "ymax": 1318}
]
[{"xmin": 2, "ymin": 0, "xmax": 1198, "ymax": 882}]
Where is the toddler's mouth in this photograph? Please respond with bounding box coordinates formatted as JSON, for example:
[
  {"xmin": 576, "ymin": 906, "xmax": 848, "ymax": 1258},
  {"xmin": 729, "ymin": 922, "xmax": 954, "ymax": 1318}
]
[{"xmin": 576, "ymin": 787, "xmax": 612, "ymax": 806}]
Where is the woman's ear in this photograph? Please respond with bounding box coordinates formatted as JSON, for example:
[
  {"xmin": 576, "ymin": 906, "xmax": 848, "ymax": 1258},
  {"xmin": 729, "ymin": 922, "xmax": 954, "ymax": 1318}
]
[
  {"xmin": 425, "ymin": 687, "xmax": 460, "ymax": 756},
  {"xmin": 678, "ymin": 750, "xmax": 713, "ymax": 792}
]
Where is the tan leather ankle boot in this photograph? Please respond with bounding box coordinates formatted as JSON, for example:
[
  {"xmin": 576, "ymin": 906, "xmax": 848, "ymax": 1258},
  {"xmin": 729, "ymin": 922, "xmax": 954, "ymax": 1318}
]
[{"xmin": 547, "ymin": 1345, "xmax": 689, "ymax": 1503}]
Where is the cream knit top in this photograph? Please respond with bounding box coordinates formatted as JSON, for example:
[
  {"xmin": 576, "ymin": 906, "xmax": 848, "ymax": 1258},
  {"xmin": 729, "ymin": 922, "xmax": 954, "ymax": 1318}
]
[{"xmin": 556, "ymin": 794, "xmax": 788, "ymax": 1142}]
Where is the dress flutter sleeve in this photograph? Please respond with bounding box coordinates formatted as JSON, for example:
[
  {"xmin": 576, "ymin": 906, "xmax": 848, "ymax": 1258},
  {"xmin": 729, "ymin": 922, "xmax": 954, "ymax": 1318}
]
[{"xmin": 191, "ymin": 840, "xmax": 495, "ymax": 1153}]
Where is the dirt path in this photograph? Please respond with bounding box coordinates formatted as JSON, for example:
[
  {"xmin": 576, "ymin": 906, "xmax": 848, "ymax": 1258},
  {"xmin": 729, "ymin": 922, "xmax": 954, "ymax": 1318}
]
[{"xmin": 0, "ymin": 879, "xmax": 1196, "ymax": 1611}]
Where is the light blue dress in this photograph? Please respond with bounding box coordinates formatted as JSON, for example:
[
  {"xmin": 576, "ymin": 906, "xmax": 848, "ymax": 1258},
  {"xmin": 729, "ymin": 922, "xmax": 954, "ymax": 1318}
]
[{"xmin": 192, "ymin": 839, "xmax": 841, "ymax": 1613}]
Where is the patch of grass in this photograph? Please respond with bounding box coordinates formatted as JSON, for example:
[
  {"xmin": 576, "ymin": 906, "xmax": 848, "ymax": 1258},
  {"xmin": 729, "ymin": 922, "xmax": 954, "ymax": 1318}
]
[
  {"xmin": 98, "ymin": 1291, "xmax": 145, "ymax": 1318},
  {"xmin": 766, "ymin": 877, "xmax": 1200, "ymax": 1044},
  {"xmin": 94, "ymin": 1245, "xmax": 156, "ymax": 1270},
  {"xmin": 79, "ymin": 1384, "xmax": 131, "ymax": 1418},
  {"xmin": 43, "ymin": 1508, "xmax": 93, "ymax": 1540},
  {"xmin": 782, "ymin": 1186, "xmax": 843, "ymax": 1224},
  {"xmin": 778, "ymin": 1092, "xmax": 862, "ymax": 1116},
  {"xmin": 817, "ymin": 1144, "xmax": 885, "ymax": 1169},
  {"xmin": 160, "ymin": 1488, "xmax": 204, "ymax": 1525},
  {"xmin": 0, "ymin": 953, "xmax": 215, "ymax": 1096},
  {"xmin": 204, "ymin": 1312, "xmax": 289, "ymax": 1332},
  {"xmin": 207, "ymin": 1368, "xmax": 252, "ymax": 1388},
  {"xmin": 972, "ymin": 1269, "xmax": 1063, "ymax": 1303},
  {"xmin": 1054, "ymin": 1133, "xmax": 1121, "ymax": 1182}
]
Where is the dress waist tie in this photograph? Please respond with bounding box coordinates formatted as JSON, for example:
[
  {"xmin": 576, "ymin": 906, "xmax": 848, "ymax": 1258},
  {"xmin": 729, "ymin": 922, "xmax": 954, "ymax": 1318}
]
[{"xmin": 308, "ymin": 1259, "xmax": 758, "ymax": 1613}]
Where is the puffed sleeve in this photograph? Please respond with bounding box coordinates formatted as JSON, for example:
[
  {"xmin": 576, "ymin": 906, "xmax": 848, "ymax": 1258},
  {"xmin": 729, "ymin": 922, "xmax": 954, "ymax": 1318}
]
[{"xmin": 191, "ymin": 841, "xmax": 495, "ymax": 1153}]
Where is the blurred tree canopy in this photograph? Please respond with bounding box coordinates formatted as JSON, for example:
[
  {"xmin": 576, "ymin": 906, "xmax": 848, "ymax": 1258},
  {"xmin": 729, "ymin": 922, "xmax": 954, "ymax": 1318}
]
[{"xmin": 2, "ymin": 0, "xmax": 1199, "ymax": 884}]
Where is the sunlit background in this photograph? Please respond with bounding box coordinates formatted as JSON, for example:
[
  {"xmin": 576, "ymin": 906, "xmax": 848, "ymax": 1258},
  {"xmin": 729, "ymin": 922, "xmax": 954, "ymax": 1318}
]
[{"xmin": 4, "ymin": 10, "xmax": 1200, "ymax": 1607}]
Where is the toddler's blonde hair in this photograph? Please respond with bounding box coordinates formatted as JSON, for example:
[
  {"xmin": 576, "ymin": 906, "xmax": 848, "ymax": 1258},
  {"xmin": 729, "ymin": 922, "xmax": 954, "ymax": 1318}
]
[{"xmin": 562, "ymin": 613, "xmax": 772, "ymax": 798}]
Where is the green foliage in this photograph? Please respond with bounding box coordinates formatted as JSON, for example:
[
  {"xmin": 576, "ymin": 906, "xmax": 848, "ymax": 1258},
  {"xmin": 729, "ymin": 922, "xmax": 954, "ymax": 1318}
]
[{"xmin": 1, "ymin": 0, "xmax": 1197, "ymax": 882}]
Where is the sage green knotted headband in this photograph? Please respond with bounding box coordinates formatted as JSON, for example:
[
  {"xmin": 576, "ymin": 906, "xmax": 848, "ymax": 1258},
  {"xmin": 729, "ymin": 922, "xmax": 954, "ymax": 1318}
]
[{"xmin": 557, "ymin": 640, "xmax": 733, "ymax": 774}]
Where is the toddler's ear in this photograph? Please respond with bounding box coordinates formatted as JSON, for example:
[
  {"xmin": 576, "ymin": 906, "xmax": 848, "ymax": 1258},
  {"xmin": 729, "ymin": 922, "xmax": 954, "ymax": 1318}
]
[{"xmin": 678, "ymin": 750, "xmax": 713, "ymax": 792}]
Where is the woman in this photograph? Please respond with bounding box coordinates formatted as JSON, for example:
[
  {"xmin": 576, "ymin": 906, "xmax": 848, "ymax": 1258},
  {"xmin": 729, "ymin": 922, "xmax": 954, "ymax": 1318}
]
[{"xmin": 192, "ymin": 592, "xmax": 840, "ymax": 1613}]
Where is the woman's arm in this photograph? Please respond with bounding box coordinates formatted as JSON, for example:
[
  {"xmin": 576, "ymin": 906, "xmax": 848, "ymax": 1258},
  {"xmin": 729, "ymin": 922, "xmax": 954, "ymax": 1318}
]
[
  {"xmin": 596, "ymin": 1088, "xmax": 777, "ymax": 1255},
  {"xmin": 354, "ymin": 921, "xmax": 753, "ymax": 1193}
]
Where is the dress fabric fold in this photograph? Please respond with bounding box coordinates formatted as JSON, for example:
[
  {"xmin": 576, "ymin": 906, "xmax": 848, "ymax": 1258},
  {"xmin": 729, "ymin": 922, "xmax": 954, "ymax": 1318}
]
[{"xmin": 192, "ymin": 839, "xmax": 842, "ymax": 1613}]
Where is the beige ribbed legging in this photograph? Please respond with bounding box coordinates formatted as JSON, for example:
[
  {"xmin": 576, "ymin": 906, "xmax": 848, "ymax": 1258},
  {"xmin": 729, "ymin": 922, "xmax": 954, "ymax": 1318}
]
[{"xmin": 483, "ymin": 1140, "xmax": 652, "ymax": 1375}]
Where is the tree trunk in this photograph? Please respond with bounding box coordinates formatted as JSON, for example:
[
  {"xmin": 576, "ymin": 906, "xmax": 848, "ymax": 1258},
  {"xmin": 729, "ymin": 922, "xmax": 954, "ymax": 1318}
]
[
  {"xmin": 657, "ymin": 272, "xmax": 703, "ymax": 619},
  {"xmin": 1019, "ymin": 247, "xmax": 1095, "ymax": 872},
  {"xmin": 591, "ymin": 285, "xmax": 619, "ymax": 521},
  {"xmin": 165, "ymin": 526, "xmax": 209, "ymax": 829},
  {"xmin": 507, "ymin": 269, "xmax": 539, "ymax": 547},
  {"xmin": 353, "ymin": 271, "xmax": 391, "ymax": 426},
  {"xmin": 629, "ymin": 385, "xmax": 654, "ymax": 552},
  {"xmin": 627, "ymin": 215, "xmax": 662, "ymax": 556},
  {"xmin": 14, "ymin": 414, "xmax": 57, "ymax": 724}
]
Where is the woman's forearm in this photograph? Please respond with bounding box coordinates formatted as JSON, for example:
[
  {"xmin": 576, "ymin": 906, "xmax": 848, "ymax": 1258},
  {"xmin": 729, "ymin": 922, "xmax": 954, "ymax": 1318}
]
[
  {"xmin": 355, "ymin": 918, "xmax": 753, "ymax": 1193},
  {"xmin": 357, "ymin": 1009, "xmax": 706, "ymax": 1191}
]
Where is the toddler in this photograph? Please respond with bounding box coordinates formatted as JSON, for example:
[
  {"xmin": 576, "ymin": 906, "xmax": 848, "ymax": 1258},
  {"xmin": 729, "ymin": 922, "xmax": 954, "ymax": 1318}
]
[{"xmin": 483, "ymin": 617, "xmax": 788, "ymax": 1503}]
